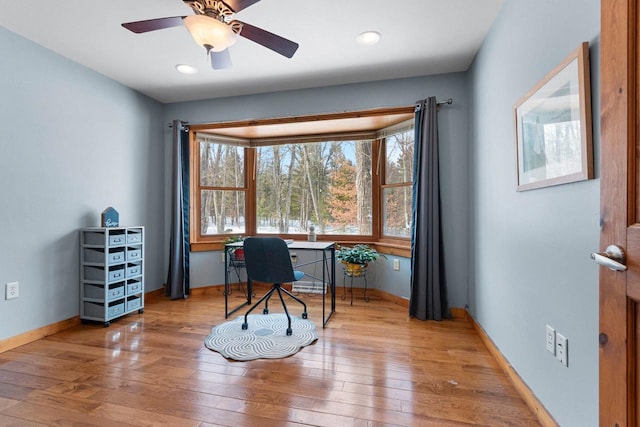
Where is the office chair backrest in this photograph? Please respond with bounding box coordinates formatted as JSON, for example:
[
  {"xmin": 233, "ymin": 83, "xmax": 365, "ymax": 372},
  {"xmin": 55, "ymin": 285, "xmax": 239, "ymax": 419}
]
[{"xmin": 243, "ymin": 237, "xmax": 296, "ymax": 284}]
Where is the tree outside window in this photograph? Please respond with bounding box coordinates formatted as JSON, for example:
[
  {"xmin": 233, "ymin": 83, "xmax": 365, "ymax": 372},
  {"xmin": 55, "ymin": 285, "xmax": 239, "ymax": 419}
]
[
  {"xmin": 199, "ymin": 139, "xmax": 246, "ymax": 236},
  {"xmin": 256, "ymin": 140, "xmax": 372, "ymax": 236},
  {"xmin": 382, "ymin": 129, "xmax": 414, "ymax": 238}
]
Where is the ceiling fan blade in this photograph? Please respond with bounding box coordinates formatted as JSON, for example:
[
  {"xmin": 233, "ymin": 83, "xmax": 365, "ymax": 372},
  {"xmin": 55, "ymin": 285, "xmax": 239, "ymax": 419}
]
[
  {"xmin": 235, "ymin": 21, "xmax": 299, "ymax": 58},
  {"xmin": 223, "ymin": 0, "xmax": 261, "ymax": 13},
  {"xmin": 122, "ymin": 16, "xmax": 185, "ymax": 34},
  {"xmin": 210, "ymin": 48, "xmax": 233, "ymax": 69}
]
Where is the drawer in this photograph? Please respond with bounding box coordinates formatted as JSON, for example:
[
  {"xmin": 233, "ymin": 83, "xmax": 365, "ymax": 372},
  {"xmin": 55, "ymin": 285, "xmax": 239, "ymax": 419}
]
[
  {"xmin": 126, "ymin": 262, "xmax": 142, "ymax": 278},
  {"xmin": 126, "ymin": 246, "xmax": 142, "ymax": 261},
  {"xmin": 84, "ymin": 282, "xmax": 124, "ymax": 302},
  {"xmin": 107, "ymin": 282, "xmax": 125, "ymax": 301},
  {"xmin": 126, "ymin": 295, "xmax": 142, "ymax": 312},
  {"xmin": 109, "ymin": 233, "xmax": 126, "ymax": 246},
  {"xmin": 108, "ymin": 266, "xmax": 125, "ymax": 283},
  {"xmin": 83, "ymin": 300, "xmax": 124, "ymax": 319},
  {"xmin": 126, "ymin": 278, "xmax": 143, "ymax": 295},
  {"xmin": 107, "ymin": 301, "xmax": 125, "ymax": 318},
  {"xmin": 83, "ymin": 247, "xmax": 125, "ymax": 265},
  {"xmin": 107, "ymin": 248, "xmax": 126, "ymax": 264},
  {"xmin": 126, "ymin": 230, "xmax": 143, "ymax": 244},
  {"xmin": 84, "ymin": 265, "xmax": 124, "ymax": 283}
]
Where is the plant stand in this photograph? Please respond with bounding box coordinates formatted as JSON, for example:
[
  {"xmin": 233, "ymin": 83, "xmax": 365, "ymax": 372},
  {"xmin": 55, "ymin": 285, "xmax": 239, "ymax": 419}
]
[
  {"xmin": 226, "ymin": 249, "xmax": 251, "ymax": 298},
  {"xmin": 341, "ymin": 264, "xmax": 369, "ymax": 305}
]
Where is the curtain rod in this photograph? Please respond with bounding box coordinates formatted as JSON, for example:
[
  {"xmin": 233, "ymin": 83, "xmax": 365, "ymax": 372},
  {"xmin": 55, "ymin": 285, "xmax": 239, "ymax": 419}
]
[{"xmin": 171, "ymin": 101, "xmax": 452, "ymax": 129}]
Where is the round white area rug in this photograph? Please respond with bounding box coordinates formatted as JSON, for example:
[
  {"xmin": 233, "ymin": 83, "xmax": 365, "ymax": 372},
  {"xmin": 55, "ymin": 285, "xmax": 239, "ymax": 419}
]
[{"xmin": 204, "ymin": 313, "xmax": 317, "ymax": 361}]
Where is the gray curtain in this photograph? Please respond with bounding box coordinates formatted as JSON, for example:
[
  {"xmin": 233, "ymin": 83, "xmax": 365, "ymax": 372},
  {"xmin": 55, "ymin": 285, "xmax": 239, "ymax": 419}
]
[
  {"xmin": 167, "ymin": 120, "xmax": 190, "ymax": 299},
  {"xmin": 409, "ymin": 97, "xmax": 449, "ymax": 320}
]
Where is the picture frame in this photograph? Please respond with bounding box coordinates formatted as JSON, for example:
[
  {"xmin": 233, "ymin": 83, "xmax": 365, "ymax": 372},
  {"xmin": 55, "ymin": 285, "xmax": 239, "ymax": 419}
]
[{"xmin": 514, "ymin": 42, "xmax": 593, "ymax": 191}]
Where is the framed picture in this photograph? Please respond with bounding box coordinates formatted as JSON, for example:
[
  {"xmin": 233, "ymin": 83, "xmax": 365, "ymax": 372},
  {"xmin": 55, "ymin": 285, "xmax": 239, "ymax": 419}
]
[{"xmin": 514, "ymin": 42, "xmax": 593, "ymax": 191}]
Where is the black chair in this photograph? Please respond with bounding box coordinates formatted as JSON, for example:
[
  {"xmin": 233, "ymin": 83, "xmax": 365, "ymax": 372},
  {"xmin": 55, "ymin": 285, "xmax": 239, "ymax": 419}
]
[{"xmin": 241, "ymin": 237, "xmax": 307, "ymax": 335}]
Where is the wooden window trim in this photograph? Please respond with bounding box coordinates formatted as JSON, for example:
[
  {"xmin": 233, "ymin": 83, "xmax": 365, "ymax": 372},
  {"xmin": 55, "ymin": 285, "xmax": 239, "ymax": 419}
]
[
  {"xmin": 189, "ymin": 107, "xmax": 415, "ymax": 253},
  {"xmin": 379, "ymin": 127, "xmax": 414, "ymax": 241}
]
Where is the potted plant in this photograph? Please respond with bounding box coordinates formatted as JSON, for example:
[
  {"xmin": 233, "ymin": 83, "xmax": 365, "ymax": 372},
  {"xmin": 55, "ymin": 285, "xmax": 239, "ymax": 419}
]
[
  {"xmin": 224, "ymin": 235, "xmax": 245, "ymax": 260},
  {"xmin": 336, "ymin": 244, "xmax": 385, "ymax": 276}
]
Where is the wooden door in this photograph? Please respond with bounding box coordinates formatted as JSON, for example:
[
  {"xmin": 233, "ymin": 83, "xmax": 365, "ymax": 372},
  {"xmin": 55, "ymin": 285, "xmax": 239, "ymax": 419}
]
[{"xmin": 600, "ymin": 0, "xmax": 640, "ymax": 424}]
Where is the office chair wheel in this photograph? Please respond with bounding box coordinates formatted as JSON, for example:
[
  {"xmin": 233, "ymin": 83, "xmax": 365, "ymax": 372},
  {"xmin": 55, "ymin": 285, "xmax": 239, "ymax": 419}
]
[
  {"xmin": 286, "ymin": 328, "xmax": 292, "ymax": 336},
  {"xmin": 302, "ymin": 312, "xmax": 308, "ymax": 319},
  {"xmin": 263, "ymin": 308, "xmax": 269, "ymax": 314},
  {"xmin": 242, "ymin": 322, "xmax": 248, "ymax": 330}
]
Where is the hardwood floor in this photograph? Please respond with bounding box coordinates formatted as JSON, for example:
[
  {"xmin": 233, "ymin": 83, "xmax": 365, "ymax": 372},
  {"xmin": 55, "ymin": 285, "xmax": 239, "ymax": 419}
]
[{"xmin": 0, "ymin": 287, "xmax": 540, "ymax": 426}]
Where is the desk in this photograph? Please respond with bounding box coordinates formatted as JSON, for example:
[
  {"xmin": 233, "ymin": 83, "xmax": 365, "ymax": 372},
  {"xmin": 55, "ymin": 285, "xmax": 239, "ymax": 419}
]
[{"xmin": 224, "ymin": 240, "xmax": 336, "ymax": 327}]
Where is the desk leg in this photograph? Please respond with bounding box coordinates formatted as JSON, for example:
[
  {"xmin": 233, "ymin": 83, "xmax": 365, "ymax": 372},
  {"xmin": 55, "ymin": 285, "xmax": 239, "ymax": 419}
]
[
  {"xmin": 224, "ymin": 249, "xmax": 229, "ymax": 318},
  {"xmin": 331, "ymin": 246, "xmax": 336, "ymax": 313},
  {"xmin": 322, "ymin": 248, "xmax": 326, "ymax": 327},
  {"xmin": 322, "ymin": 245, "xmax": 336, "ymax": 328},
  {"xmin": 224, "ymin": 246, "xmax": 252, "ymax": 319}
]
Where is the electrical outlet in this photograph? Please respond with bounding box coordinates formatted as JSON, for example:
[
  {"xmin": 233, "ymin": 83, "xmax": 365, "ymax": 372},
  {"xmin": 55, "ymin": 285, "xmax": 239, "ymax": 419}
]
[
  {"xmin": 221, "ymin": 252, "xmax": 225, "ymax": 263},
  {"xmin": 546, "ymin": 325, "xmax": 556, "ymax": 354},
  {"xmin": 5, "ymin": 282, "xmax": 19, "ymax": 300},
  {"xmin": 393, "ymin": 259, "xmax": 400, "ymax": 271},
  {"xmin": 556, "ymin": 333, "xmax": 568, "ymax": 367},
  {"xmin": 290, "ymin": 253, "xmax": 298, "ymax": 264}
]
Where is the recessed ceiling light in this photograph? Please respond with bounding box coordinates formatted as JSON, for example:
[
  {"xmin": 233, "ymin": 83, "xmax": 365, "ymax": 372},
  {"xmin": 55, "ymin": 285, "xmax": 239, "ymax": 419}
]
[
  {"xmin": 176, "ymin": 64, "xmax": 198, "ymax": 75},
  {"xmin": 357, "ymin": 31, "xmax": 381, "ymax": 46}
]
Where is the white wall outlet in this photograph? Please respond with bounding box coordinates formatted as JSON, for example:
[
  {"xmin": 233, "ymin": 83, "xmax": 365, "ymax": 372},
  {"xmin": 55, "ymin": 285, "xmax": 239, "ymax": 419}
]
[
  {"xmin": 393, "ymin": 259, "xmax": 400, "ymax": 271},
  {"xmin": 5, "ymin": 282, "xmax": 19, "ymax": 300},
  {"xmin": 220, "ymin": 252, "xmax": 225, "ymax": 263},
  {"xmin": 556, "ymin": 333, "xmax": 568, "ymax": 367},
  {"xmin": 545, "ymin": 325, "xmax": 556, "ymax": 354}
]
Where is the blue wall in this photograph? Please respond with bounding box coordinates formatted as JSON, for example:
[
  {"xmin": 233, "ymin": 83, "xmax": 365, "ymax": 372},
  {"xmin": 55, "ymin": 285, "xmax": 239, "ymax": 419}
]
[
  {"xmin": 468, "ymin": 1, "xmax": 600, "ymax": 425},
  {"xmin": 164, "ymin": 73, "xmax": 471, "ymax": 308},
  {"xmin": 0, "ymin": 27, "xmax": 166, "ymax": 340},
  {"xmin": 1, "ymin": 2, "xmax": 603, "ymax": 422}
]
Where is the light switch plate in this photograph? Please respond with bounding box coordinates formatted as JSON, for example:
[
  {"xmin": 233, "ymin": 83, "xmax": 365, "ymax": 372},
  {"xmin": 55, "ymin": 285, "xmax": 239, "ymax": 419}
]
[{"xmin": 545, "ymin": 325, "xmax": 556, "ymax": 354}]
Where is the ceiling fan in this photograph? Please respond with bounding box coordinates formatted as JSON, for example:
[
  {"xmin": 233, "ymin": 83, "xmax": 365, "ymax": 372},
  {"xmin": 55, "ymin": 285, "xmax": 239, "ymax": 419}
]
[{"xmin": 121, "ymin": 0, "xmax": 299, "ymax": 70}]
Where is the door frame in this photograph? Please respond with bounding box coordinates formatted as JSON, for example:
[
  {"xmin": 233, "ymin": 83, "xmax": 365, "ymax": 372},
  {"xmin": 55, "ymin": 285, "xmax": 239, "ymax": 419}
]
[{"xmin": 600, "ymin": 0, "xmax": 637, "ymax": 424}]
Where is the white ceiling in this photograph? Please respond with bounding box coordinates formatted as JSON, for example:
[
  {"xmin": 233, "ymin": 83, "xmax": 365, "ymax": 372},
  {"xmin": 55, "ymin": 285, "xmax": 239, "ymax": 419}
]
[{"xmin": 0, "ymin": 0, "xmax": 504, "ymax": 104}]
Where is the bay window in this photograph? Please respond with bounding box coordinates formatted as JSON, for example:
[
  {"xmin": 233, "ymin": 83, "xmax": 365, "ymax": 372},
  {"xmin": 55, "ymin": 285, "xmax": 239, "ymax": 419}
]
[{"xmin": 189, "ymin": 107, "xmax": 414, "ymax": 253}]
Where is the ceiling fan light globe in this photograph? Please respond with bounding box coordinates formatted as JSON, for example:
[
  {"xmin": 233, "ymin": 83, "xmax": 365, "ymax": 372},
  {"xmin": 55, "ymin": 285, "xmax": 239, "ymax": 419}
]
[{"xmin": 184, "ymin": 15, "xmax": 238, "ymax": 52}]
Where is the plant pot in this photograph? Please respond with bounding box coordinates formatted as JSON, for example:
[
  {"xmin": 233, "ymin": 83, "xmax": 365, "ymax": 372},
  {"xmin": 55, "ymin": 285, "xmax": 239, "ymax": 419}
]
[
  {"xmin": 231, "ymin": 248, "xmax": 244, "ymax": 260},
  {"xmin": 343, "ymin": 261, "xmax": 367, "ymax": 276}
]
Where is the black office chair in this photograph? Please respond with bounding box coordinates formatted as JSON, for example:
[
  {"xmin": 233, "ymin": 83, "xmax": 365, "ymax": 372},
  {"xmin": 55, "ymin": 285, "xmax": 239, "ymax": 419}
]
[{"xmin": 241, "ymin": 237, "xmax": 307, "ymax": 335}]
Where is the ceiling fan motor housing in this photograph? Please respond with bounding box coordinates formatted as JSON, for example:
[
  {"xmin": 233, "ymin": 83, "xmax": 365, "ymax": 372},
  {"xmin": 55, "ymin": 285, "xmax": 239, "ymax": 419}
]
[{"xmin": 184, "ymin": 0, "xmax": 235, "ymax": 20}]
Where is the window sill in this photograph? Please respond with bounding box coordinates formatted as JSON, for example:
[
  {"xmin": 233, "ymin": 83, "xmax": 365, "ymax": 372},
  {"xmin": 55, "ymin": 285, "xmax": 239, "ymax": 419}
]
[{"xmin": 191, "ymin": 239, "xmax": 411, "ymax": 258}]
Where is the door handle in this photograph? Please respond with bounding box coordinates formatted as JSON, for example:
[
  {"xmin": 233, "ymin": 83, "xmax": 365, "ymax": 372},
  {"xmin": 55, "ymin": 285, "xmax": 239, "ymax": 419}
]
[{"xmin": 590, "ymin": 244, "xmax": 628, "ymax": 271}]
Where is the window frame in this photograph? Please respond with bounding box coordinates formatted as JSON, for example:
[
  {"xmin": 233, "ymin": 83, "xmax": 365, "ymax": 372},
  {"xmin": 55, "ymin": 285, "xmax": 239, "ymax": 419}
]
[
  {"xmin": 188, "ymin": 107, "xmax": 414, "ymax": 256},
  {"xmin": 379, "ymin": 124, "xmax": 415, "ymax": 244},
  {"xmin": 196, "ymin": 138, "xmax": 249, "ymax": 238}
]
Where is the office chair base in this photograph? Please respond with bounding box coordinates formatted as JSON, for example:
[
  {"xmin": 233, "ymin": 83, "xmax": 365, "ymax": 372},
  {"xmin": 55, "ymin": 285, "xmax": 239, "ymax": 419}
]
[{"xmin": 242, "ymin": 283, "xmax": 307, "ymax": 336}]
